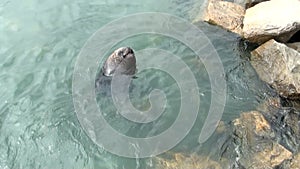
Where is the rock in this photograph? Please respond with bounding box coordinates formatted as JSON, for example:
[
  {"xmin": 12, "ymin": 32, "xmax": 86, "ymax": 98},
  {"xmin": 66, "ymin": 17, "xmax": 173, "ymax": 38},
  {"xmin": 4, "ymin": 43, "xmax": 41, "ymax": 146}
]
[
  {"xmin": 289, "ymin": 154, "xmax": 300, "ymax": 169},
  {"xmin": 235, "ymin": 111, "xmax": 270, "ymax": 132},
  {"xmin": 257, "ymin": 97, "xmax": 281, "ymax": 112},
  {"xmin": 232, "ymin": 111, "xmax": 292, "ymax": 169},
  {"xmin": 232, "ymin": 111, "xmax": 274, "ymax": 144},
  {"xmin": 277, "ymin": 153, "xmax": 300, "ymax": 169},
  {"xmin": 215, "ymin": 120, "xmax": 227, "ymax": 133},
  {"xmin": 251, "ymin": 39, "xmax": 300, "ymax": 99},
  {"xmin": 200, "ymin": 0, "xmax": 245, "ymax": 35},
  {"xmin": 233, "ymin": 0, "xmax": 269, "ymax": 9},
  {"xmin": 154, "ymin": 153, "xmax": 223, "ymax": 169},
  {"xmin": 258, "ymin": 99, "xmax": 300, "ymax": 153},
  {"xmin": 243, "ymin": 0, "xmax": 300, "ymax": 44},
  {"xmin": 280, "ymin": 98, "xmax": 300, "ymax": 110},
  {"xmin": 287, "ymin": 42, "xmax": 300, "ymax": 53}
]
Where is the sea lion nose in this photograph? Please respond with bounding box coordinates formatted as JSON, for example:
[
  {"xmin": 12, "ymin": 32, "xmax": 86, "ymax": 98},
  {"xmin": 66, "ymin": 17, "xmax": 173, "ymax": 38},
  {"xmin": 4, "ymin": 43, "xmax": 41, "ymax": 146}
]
[{"xmin": 127, "ymin": 47, "xmax": 133, "ymax": 54}]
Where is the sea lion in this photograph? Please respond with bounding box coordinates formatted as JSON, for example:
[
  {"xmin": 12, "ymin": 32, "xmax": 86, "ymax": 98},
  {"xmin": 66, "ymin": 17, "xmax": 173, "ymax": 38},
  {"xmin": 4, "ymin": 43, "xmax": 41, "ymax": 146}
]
[
  {"xmin": 102, "ymin": 47, "xmax": 136, "ymax": 76},
  {"xmin": 95, "ymin": 47, "xmax": 137, "ymax": 95}
]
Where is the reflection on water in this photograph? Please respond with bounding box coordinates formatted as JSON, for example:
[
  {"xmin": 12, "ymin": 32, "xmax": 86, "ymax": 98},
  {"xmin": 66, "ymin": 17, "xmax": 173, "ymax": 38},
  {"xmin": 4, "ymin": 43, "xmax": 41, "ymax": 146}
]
[{"xmin": 0, "ymin": 0, "xmax": 272, "ymax": 168}]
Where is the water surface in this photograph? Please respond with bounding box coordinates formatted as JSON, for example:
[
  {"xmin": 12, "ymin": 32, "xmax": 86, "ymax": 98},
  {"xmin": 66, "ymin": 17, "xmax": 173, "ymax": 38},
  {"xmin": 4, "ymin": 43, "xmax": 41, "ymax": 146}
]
[{"xmin": 0, "ymin": 0, "xmax": 272, "ymax": 168}]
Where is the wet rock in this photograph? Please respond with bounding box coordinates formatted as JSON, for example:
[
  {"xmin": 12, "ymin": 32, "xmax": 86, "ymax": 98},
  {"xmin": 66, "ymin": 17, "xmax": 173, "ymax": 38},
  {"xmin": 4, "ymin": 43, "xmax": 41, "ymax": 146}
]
[
  {"xmin": 280, "ymin": 98, "xmax": 300, "ymax": 111},
  {"xmin": 215, "ymin": 120, "xmax": 228, "ymax": 134},
  {"xmin": 233, "ymin": 111, "xmax": 273, "ymax": 139},
  {"xmin": 233, "ymin": 0, "xmax": 268, "ymax": 9},
  {"xmin": 232, "ymin": 111, "xmax": 292, "ymax": 168},
  {"xmin": 277, "ymin": 153, "xmax": 300, "ymax": 169},
  {"xmin": 200, "ymin": 0, "xmax": 245, "ymax": 35},
  {"xmin": 289, "ymin": 154, "xmax": 300, "ymax": 169},
  {"xmin": 257, "ymin": 97, "xmax": 282, "ymax": 112},
  {"xmin": 258, "ymin": 99, "xmax": 300, "ymax": 153},
  {"xmin": 154, "ymin": 153, "xmax": 223, "ymax": 169},
  {"xmin": 243, "ymin": 0, "xmax": 300, "ymax": 44},
  {"xmin": 251, "ymin": 39, "xmax": 300, "ymax": 99}
]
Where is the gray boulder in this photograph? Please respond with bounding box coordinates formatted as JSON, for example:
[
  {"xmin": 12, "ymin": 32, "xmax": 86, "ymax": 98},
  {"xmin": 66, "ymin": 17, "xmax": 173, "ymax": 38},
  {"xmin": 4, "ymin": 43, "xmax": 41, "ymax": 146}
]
[
  {"xmin": 200, "ymin": 0, "xmax": 245, "ymax": 35},
  {"xmin": 243, "ymin": 0, "xmax": 300, "ymax": 44},
  {"xmin": 233, "ymin": 0, "xmax": 269, "ymax": 8},
  {"xmin": 251, "ymin": 39, "xmax": 300, "ymax": 99},
  {"xmin": 287, "ymin": 42, "xmax": 300, "ymax": 53}
]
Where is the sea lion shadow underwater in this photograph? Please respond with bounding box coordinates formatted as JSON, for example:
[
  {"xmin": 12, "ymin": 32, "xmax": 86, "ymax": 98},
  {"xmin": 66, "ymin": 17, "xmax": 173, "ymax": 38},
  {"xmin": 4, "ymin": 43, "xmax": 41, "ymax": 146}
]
[{"xmin": 95, "ymin": 47, "xmax": 137, "ymax": 96}]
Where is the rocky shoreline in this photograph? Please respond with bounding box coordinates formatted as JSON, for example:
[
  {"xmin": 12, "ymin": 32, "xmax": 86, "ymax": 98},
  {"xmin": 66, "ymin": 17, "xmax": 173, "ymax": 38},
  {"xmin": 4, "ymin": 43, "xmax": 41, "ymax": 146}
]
[
  {"xmin": 153, "ymin": 0, "xmax": 300, "ymax": 168},
  {"xmin": 197, "ymin": 0, "xmax": 300, "ymax": 45},
  {"xmin": 202, "ymin": 1, "xmax": 300, "ymax": 168}
]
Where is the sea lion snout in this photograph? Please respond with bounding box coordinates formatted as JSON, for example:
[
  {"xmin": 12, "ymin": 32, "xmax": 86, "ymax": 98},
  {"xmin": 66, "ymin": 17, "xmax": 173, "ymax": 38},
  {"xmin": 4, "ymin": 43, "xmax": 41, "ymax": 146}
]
[
  {"xmin": 118, "ymin": 47, "xmax": 134, "ymax": 58},
  {"xmin": 101, "ymin": 47, "xmax": 137, "ymax": 77},
  {"xmin": 126, "ymin": 47, "xmax": 134, "ymax": 54}
]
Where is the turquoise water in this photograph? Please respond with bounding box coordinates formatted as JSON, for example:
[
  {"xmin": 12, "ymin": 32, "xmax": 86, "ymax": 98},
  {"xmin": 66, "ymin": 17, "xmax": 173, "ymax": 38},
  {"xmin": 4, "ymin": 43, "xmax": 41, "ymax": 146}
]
[{"xmin": 0, "ymin": 0, "xmax": 273, "ymax": 168}]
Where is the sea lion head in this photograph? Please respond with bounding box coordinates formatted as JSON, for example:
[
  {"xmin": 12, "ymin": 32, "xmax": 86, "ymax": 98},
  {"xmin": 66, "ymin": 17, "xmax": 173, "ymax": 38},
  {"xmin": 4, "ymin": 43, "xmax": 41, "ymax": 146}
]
[
  {"xmin": 102, "ymin": 47, "xmax": 137, "ymax": 76},
  {"xmin": 116, "ymin": 47, "xmax": 134, "ymax": 59}
]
